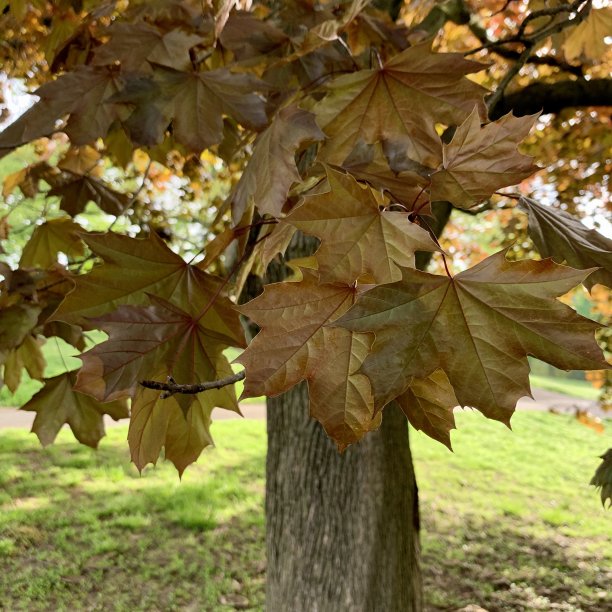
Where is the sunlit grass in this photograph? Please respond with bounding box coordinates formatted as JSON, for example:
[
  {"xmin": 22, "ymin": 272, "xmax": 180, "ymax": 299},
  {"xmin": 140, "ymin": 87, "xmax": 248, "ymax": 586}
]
[{"xmin": 0, "ymin": 411, "xmax": 609, "ymax": 610}]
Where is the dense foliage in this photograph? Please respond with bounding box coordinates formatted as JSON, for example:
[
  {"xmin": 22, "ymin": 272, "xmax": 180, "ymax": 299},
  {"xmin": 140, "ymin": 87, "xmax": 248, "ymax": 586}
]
[{"xmin": 0, "ymin": 0, "xmax": 610, "ymax": 490}]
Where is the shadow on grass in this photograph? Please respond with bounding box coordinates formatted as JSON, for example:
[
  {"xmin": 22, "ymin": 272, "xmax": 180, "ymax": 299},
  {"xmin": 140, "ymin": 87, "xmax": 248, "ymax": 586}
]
[
  {"xmin": 1, "ymin": 416, "xmax": 609, "ymax": 612},
  {"xmin": 421, "ymin": 512, "xmax": 609, "ymax": 612},
  {"xmin": 0, "ymin": 428, "xmax": 266, "ymax": 611}
]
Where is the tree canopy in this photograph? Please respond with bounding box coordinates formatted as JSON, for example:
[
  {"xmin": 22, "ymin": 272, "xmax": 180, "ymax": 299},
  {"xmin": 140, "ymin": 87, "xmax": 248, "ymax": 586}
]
[{"xmin": 0, "ymin": 0, "xmax": 610, "ymax": 494}]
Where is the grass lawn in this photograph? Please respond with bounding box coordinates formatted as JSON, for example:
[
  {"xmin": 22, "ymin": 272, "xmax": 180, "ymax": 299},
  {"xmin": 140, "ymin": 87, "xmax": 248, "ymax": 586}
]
[
  {"xmin": 0, "ymin": 411, "xmax": 610, "ymax": 611},
  {"xmin": 529, "ymin": 374, "xmax": 601, "ymax": 401}
]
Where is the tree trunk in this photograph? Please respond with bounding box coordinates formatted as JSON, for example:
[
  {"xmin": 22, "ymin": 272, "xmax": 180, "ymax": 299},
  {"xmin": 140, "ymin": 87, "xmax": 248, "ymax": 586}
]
[
  {"xmin": 260, "ymin": 231, "xmax": 423, "ymax": 611},
  {"xmin": 265, "ymin": 386, "xmax": 422, "ymax": 611}
]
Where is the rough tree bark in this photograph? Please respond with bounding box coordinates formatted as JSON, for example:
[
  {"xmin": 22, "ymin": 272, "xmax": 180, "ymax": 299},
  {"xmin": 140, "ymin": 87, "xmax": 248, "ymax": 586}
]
[
  {"xmin": 252, "ymin": 229, "xmax": 427, "ymax": 611},
  {"xmin": 266, "ymin": 386, "xmax": 421, "ymax": 611}
]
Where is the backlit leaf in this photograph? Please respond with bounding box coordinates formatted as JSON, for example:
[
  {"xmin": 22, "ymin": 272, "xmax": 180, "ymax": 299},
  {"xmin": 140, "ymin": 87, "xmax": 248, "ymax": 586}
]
[
  {"xmin": 48, "ymin": 173, "xmax": 130, "ymax": 217},
  {"xmin": 21, "ymin": 371, "xmax": 129, "ymax": 448},
  {"xmin": 118, "ymin": 67, "xmax": 268, "ymax": 152},
  {"xmin": 0, "ymin": 66, "xmax": 123, "ymax": 155},
  {"xmin": 128, "ymin": 384, "xmax": 215, "ymax": 475},
  {"xmin": 76, "ymin": 295, "xmax": 239, "ymax": 411},
  {"xmin": 236, "ymin": 270, "xmax": 379, "ymax": 448},
  {"xmin": 396, "ymin": 369, "xmax": 458, "ymax": 449},
  {"xmin": 342, "ymin": 140, "xmax": 432, "ymax": 214},
  {"xmin": 231, "ymin": 105, "xmax": 325, "ymax": 222},
  {"xmin": 315, "ymin": 41, "xmax": 487, "ymax": 165},
  {"xmin": 590, "ymin": 448, "xmax": 612, "ymax": 508},
  {"xmin": 338, "ymin": 251, "xmax": 608, "ymax": 424},
  {"xmin": 20, "ymin": 218, "xmax": 86, "ymax": 268},
  {"xmin": 92, "ymin": 22, "xmax": 203, "ymax": 72},
  {"xmin": 285, "ymin": 167, "xmax": 438, "ymax": 284},
  {"xmin": 519, "ymin": 196, "xmax": 612, "ymax": 291},
  {"xmin": 51, "ymin": 232, "xmax": 246, "ymax": 350},
  {"xmin": 562, "ymin": 8, "xmax": 612, "ymax": 62},
  {"xmin": 3, "ymin": 334, "xmax": 45, "ymax": 393},
  {"xmin": 430, "ymin": 109, "xmax": 539, "ymax": 209}
]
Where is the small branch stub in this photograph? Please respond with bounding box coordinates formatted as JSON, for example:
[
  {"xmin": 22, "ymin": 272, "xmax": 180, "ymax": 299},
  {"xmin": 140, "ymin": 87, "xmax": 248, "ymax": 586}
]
[{"xmin": 140, "ymin": 371, "xmax": 246, "ymax": 398}]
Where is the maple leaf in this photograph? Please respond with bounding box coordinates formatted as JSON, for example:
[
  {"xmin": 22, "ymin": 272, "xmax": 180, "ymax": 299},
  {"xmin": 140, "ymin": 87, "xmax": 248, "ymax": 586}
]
[
  {"xmin": 236, "ymin": 270, "xmax": 379, "ymax": 448},
  {"xmin": 342, "ymin": 140, "xmax": 432, "ymax": 213},
  {"xmin": 117, "ymin": 66, "xmax": 268, "ymax": 151},
  {"xmin": 590, "ymin": 448, "xmax": 612, "ymax": 508},
  {"xmin": 3, "ymin": 335, "xmax": 45, "ymax": 393},
  {"xmin": 519, "ymin": 196, "xmax": 612, "ymax": 291},
  {"xmin": 231, "ymin": 105, "xmax": 325, "ymax": 222},
  {"xmin": 75, "ymin": 295, "xmax": 239, "ymax": 414},
  {"xmin": 48, "ymin": 172, "xmax": 130, "ymax": 217},
  {"xmin": 396, "ymin": 369, "xmax": 458, "ymax": 450},
  {"xmin": 50, "ymin": 232, "xmax": 245, "ymax": 350},
  {"xmin": 0, "ymin": 304, "xmax": 41, "ymax": 366},
  {"xmin": 92, "ymin": 22, "xmax": 203, "ymax": 72},
  {"xmin": 128, "ymin": 384, "xmax": 214, "ymax": 475},
  {"xmin": 429, "ymin": 108, "xmax": 539, "ymax": 208},
  {"xmin": 0, "ymin": 66, "xmax": 123, "ymax": 155},
  {"xmin": 315, "ymin": 41, "xmax": 487, "ymax": 165},
  {"xmin": 338, "ymin": 251, "xmax": 608, "ymax": 424},
  {"xmin": 285, "ymin": 167, "xmax": 438, "ymax": 284},
  {"xmin": 562, "ymin": 7, "xmax": 612, "ymax": 62},
  {"xmin": 57, "ymin": 145, "xmax": 101, "ymax": 175},
  {"xmin": 20, "ymin": 218, "xmax": 86, "ymax": 269},
  {"xmin": 21, "ymin": 371, "xmax": 129, "ymax": 448}
]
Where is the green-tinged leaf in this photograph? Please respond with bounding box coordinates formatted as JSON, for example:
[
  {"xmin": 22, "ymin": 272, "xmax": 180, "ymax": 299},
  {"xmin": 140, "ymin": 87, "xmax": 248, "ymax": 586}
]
[
  {"xmin": 519, "ymin": 196, "xmax": 612, "ymax": 290},
  {"xmin": 50, "ymin": 232, "xmax": 246, "ymax": 349},
  {"xmin": 0, "ymin": 304, "xmax": 41, "ymax": 365},
  {"xmin": 590, "ymin": 448, "xmax": 612, "ymax": 508},
  {"xmin": 75, "ymin": 295, "xmax": 239, "ymax": 413},
  {"xmin": 316, "ymin": 41, "xmax": 487, "ymax": 165},
  {"xmin": 285, "ymin": 167, "xmax": 438, "ymax": 284},
  {"xmin": 128, "ymin": 384, "xmax": 215, "ymax": 475},
  {"xmin": 338, "ymin": 251, "xmax": 608, "ymax": 424},
  {"xmin": 236, "ymin": 270, "xmax": 379, "ymax": 448},
  {"xmin": 3, "ymin": 334, "xmax": 45, "ymax": 393},
  {"xmin": 20, "ymin": 218, "xmax": 86, "ymax": 268},
  {"xmin": 396, "ymin": 369, "xmax": 458, "ymax": 449},
  {"xmin": 21, "ymin": 371, "xmax": 129, "ymax": 448},
  {"xmin": 430, "ymin": 109, "xmax": 539, "ymax": 208},
  {"xmin": 231, "ymin": 105, "xmax": 325, "ymax": 222}
]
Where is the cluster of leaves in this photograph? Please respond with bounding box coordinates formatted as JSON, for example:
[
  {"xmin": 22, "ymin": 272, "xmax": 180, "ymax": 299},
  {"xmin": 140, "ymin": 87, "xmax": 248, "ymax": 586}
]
[{"xmin": 0, "ymin": 0, "xmax": 610, "ymax": 478}]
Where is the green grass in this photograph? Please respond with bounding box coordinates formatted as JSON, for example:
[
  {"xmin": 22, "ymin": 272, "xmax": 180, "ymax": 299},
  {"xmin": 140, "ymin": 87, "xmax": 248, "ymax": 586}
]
[
  {"xmin": 0, "ymin": 420, "xmax": 267, "ymax": 611},
  {"xmin": 529, "ymin": 374, "xmax": 601, "ymax": 401},
  {"xmin": 0, "ymin": 411, "xmax": 609, "ymax": 611}
]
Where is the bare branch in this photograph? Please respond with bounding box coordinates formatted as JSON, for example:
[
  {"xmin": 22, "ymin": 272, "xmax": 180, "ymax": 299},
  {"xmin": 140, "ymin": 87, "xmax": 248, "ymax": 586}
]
[
  {"xmin": 487, "ymin": 45, "xmax": 533, "ymax": 112},
  {"xmin": 140, "ymin": 370, "xmax": 246, "ymax": 398},
  {"xmin": 489, "ymin": 78, "xmax": 612, "ymax": 119}
]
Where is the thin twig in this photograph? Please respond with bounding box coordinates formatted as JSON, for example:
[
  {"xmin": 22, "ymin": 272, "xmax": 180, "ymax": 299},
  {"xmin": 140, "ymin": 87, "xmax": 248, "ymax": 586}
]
[
  {"xmin": 487, "ymin": 44, "xmax": 533, "ymax": 111},
  {"xmin": 107, "ymin": 159, "xmax": 153, "ymax": 233},
  {"xmin": 140, "ymin": 370, "xmax": 246, "ymax": 398}
]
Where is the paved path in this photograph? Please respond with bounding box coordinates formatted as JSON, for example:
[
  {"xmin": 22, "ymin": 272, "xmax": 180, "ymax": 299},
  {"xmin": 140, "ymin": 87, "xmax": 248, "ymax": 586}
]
[{"xmin": 0, "ymin": 388, "xmax": 605, "ymax": 430}]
